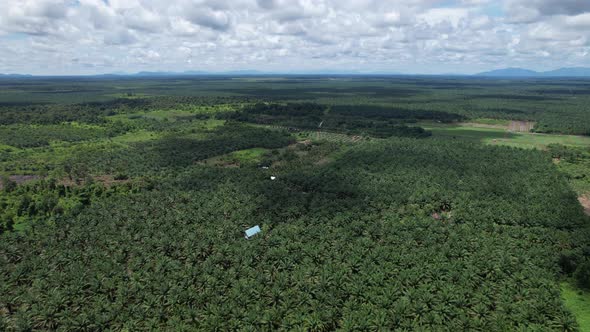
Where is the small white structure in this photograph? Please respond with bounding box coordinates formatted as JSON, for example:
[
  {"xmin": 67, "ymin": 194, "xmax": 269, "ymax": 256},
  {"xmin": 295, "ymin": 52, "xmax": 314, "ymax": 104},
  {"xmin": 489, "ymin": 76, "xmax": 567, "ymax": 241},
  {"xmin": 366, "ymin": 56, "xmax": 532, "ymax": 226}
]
[
  {"xmin": 245, "ymin": 225, "xmax": 261, "ymax": 239},
  {"xmin": 270, "ymin": 176, "xmax": 276, "ymax": 180},
  {"xmin": 262, "ymin": 166, "xmax": 269, "ymax": 170}
]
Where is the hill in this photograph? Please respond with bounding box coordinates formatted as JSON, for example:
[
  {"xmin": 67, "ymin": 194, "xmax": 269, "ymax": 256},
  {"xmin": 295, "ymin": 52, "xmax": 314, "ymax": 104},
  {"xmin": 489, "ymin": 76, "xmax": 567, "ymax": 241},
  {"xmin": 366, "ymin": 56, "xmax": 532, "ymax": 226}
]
[
  {"xmin": 477, "ymin": 67, "xmax": 590, "ymax": 77},
  {"xmin": 476, "ymin": 68, "xmax": 540, "ymax": 77},
  {"xmin": 0, "ymin": 73, "xmax": 32, "ymax": 78}
]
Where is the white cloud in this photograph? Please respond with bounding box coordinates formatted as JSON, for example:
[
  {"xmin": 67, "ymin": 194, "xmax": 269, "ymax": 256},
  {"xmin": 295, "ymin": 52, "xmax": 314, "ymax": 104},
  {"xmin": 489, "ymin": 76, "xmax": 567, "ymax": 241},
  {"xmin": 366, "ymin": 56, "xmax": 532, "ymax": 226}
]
[{"xmin": 0, "ymin": 0, "xmax": 589, "ymax": 74}]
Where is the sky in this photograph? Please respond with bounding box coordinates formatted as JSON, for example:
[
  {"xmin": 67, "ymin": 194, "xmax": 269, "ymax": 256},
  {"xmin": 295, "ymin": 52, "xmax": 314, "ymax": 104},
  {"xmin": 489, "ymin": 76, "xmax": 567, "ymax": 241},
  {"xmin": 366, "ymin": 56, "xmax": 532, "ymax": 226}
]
[{"xmin": 0, "ymin": 0, "xmax": 590, "ymax": 75}]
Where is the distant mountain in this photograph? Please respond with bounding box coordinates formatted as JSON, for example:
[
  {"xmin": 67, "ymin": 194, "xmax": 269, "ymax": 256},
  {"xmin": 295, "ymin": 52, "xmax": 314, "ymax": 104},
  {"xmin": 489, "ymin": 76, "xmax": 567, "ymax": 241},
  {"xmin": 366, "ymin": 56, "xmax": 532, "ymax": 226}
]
[
  {"xmin": 220, "ymin": 70, "xmax": 266, "ymax": 75},
  {"xmin": 115, "ymin": 70, "xmax": 267, "ymax": 77},
  {"xmin": 3, "ymin": 68, "xmax": 590, "ymax": 78},
  {"xmin": 183, "ymin": 70, "xmax": 212, "ymax": 75},
  {"xmin": 476, "ymin": 68, "xmax": 540, "ymax": 77},
  {"xmin": 477, "ymin": 67, "xmax": 590, "ymax": 77},
  {"xmin": 135, "ymin": 71, "xmax": 179, "ymax": 77},
  {"xmin": 0, "ymin": 73, "xmax": 32, "ymax": 78}
]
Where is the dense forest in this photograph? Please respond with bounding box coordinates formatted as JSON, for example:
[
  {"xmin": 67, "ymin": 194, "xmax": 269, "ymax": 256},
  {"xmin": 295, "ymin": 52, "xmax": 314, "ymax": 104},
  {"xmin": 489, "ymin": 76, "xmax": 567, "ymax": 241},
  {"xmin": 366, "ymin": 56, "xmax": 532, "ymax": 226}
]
[
  {"xmin": 0, "ymin": 76, "xmax": 589, "ymax": 330},
  {"xmin": 2, "ymin": 76, "xmax": 590, "ymax": 134},
  {"xmin": 221, "ymin": 103, "xmax": 432, "ymax": 138}
]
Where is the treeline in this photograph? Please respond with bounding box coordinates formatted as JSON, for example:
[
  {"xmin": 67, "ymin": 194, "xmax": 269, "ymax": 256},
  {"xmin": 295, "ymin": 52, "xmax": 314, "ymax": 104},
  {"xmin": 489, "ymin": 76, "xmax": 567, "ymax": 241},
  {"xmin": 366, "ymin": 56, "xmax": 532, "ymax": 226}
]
[
  {"xmin": 0, "ymin": 124, "xmax": 117, "ymax": 148},
  {"xmin": 330, "ymin": 105, "xmax": 465, "ymax": 123},
  {"xmin": 0, "ymin": 96, "xmax": 253, "ymax": 126},
  {"xmin": 220, "ymin": 103, "xmax": 324, "ymax": 128},
  {"xmin": 0, "ymin": 103, "xmax": 109, "ymax": 125}
]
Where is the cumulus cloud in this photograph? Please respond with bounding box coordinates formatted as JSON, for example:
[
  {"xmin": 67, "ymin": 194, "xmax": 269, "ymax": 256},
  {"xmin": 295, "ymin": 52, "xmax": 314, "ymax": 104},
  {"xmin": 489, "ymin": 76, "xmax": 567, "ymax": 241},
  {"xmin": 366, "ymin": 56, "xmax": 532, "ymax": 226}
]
[
  {"xmin": 0, "ymin": 0, "xmax": 589, "ymax": 75},
  {"xmin": 528, "ymin": 0, "xmax": 590, "ymax": 16},
  {"xmin": 506, "ymin": 0, "xmax": 590, "ymax": 23}
]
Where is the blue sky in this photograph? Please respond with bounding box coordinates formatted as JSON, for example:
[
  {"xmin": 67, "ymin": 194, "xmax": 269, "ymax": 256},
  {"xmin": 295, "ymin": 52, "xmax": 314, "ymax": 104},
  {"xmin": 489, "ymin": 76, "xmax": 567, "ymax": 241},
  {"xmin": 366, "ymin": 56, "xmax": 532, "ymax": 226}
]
[{"xmin": 0, "ymin": 0, "xmax": 589, "ymax": 75}]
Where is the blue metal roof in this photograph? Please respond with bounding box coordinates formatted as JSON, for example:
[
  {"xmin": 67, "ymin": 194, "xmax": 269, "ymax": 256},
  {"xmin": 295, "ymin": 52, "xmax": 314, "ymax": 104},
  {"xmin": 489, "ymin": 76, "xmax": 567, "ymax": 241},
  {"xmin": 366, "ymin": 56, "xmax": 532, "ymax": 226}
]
[{"xmin": 245, "ymin": 225, "xmax": 261, "ymax": 239}]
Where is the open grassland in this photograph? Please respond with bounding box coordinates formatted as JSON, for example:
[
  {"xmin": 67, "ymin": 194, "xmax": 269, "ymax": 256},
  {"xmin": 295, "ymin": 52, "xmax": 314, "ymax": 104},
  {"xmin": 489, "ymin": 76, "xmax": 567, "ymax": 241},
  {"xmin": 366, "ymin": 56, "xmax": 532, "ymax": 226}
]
[{"xmin": 562, "ymin": 283, "xmax": 590, "ymax": 331}]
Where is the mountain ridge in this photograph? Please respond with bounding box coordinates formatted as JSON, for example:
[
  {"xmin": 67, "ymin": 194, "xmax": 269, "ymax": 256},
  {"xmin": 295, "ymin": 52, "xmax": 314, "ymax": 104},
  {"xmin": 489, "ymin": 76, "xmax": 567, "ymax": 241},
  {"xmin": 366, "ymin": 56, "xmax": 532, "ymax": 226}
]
[
  {"xmin": 476, "ymin": 67, "xmax": 590, "ymax": 77},
  {"xmin": 3, "ymin": 67, "xmax": 590, "ymax": 77}
]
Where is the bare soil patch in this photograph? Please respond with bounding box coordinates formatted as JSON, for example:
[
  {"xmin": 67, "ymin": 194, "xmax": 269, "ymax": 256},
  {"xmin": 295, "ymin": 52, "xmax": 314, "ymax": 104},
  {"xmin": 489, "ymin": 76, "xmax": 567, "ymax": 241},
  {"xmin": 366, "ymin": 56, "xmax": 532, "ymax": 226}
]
[
  {"xmin": 60, "ymin": 175, "xmax": 131, "ymax": 188},
  {"xmin": 94, "ymin": 175, "xmax": 132, "ymax": 187},
  {"xmin": 314, "ymin": 157, "xmax": 333, "ymax": 166},
  {"xmin": 578, "ymin": 195, "xmax": 590, "ymax": 216},
  {"xmin": 0, "ymin": 175, "xmax": 41, "ymax": 190},
  {"xmin": 508, "ymin": 121, "xmax": 535, "ymax": 133}
]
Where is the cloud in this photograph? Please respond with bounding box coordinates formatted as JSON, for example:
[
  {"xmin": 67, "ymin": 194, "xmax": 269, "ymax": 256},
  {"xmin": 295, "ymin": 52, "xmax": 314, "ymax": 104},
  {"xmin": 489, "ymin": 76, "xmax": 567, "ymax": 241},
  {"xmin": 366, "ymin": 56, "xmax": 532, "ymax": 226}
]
[
  {"xmin": 0, "ymin": 0, "xmax": 589, "ymax": 75},
  {"xmin": 531, "ymin": 0, "xmax": 590, "ymax": 16},
  {"xmin": 0, "ymin": 0, "xmax": 72, "ymax": 36},
  {"xmin": 506, "ymin": 0, "xmax": 590, "ymax": 23},
  {"xmin": 184, "ymin": 7, "xmax": 232, "ymax": 31},
  {"xmin": 257, "ymin": 0, "xmax": 276, "ymax": 10},
  {"xmin": 565, "ymin": 13, "xmax": 590, "ymax": 28},
  {"xmin": 104, "ymin": 29, "xmax": 138, "ymax": 45}
]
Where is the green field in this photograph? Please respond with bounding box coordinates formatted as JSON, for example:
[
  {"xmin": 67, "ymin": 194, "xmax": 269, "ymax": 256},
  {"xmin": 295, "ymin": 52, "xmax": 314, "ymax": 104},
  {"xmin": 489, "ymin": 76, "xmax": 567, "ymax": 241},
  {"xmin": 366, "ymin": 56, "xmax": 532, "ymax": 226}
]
[{"xmin": 110, "ymin": 130, "xmax": 161, "ymax": 144}]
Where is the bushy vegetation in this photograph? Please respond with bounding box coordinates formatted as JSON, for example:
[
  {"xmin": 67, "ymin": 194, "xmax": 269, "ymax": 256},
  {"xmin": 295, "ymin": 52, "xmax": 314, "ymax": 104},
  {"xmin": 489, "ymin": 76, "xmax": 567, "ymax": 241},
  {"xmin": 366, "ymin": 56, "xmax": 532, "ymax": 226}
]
[
  {"xmin": 60, "ymin": 123, "xmax": 294, "ymax": 176},
  {"xmin": 223, "ymin": 103, "xmax": 433, "ymax": 138},
  {"xmin": 0, "ymin": 177, "xmax": 147, "ymax": 234},
  {"xmin": 0, "ymin": 124, "xmax": 111, "ymax": 148}
]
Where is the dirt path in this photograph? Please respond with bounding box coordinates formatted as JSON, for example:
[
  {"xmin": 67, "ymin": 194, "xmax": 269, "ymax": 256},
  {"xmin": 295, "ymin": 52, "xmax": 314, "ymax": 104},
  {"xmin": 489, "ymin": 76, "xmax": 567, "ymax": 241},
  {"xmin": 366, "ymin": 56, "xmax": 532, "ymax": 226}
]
[{"xmin": 578, "ymin": 195, "xmax": 590, "ymax": 216}]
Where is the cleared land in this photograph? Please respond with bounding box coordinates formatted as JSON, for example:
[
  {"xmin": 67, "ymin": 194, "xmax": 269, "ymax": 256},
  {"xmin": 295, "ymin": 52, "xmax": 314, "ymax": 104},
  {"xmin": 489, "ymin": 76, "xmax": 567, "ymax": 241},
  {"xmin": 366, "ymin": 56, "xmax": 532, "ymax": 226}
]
[
  {"xmin": 422, "ymin": 122, "xmax": 590, "ymax": 150},
  {"xmin": 579, "ymin": 195, "xmax": 590, "ymax": 216},
  {"xmin": 508, "ymin": 120, "xmax": 536, "ymax": 133}
]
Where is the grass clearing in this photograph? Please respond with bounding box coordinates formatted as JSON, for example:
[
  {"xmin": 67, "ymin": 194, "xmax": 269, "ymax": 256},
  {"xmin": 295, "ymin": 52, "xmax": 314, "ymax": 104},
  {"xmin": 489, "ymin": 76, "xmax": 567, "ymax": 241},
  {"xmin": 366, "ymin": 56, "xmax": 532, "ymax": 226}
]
[
  {"xmin": 231, "ymin": 147, "xmax": 268, "ymax": 163},
  {"xmin": 108, "ymin": 110, "xmax": 225, "ymax": 129},
  {"xmin": 558, "ymin": 161, "xmax": 590, "ymax": 195},
  {"xmin": 422, "ymin": 122, "xmax": 590, "ymax": 149},
  {"xmin": 562, "ymin": 282, "xmax": 590, "ymax": 331},
  {"xmin": 108, "ymin": 109, "xmax": 196, "ymax": 122},
  {"xmin": 201, "ymin": 147, "xmax": 269, "ymax": 167},
  {"xmin": 471, "ymin": 118, "xmax": 511, "ymax": 126},
  {"xmin": 491, "ymin": 133, "xmax": 590, "ymax": 149},
  {"xmin": 110, "ymin": 130, "xmax": 161, "ymax": 144},
  {"xmin": 199, "ymin": 119, "xmax": 225, "ymax": 130},
  {"xmin": 0, "ymin": 143, "xmax": 18, "ymax": 152}
]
